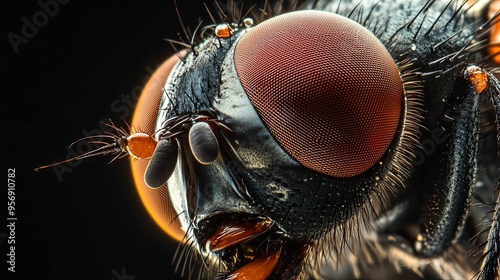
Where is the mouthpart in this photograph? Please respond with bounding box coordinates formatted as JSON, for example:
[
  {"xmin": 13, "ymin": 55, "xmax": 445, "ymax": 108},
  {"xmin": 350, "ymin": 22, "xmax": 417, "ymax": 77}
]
[{"xmin": 194, "ymin": 212, "xmax": 310, "ymax": 279}]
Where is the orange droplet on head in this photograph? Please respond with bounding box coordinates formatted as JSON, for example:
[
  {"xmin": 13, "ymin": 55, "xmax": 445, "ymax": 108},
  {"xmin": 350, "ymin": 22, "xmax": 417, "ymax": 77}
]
[
  {"xmin": 215, "ymin": 24, "xmax": 232, "ymax": 38},
  {"xmin": 126, "ymin": 133, "xmax": 157, "ymax": 159},
  {"xmin": 466, "ymin": 66, "xmax": 488, "ymax": 94}
]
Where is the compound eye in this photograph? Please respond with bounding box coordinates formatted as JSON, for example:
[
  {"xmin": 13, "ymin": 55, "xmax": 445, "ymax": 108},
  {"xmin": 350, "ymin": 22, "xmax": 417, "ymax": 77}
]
[
  {"xmin": 234, "ymin": 11, "xmax": 403, "ymax": 178},
  {"xmin": 130, "ymin": 52, "xmax": 184, "ymax": 241}
]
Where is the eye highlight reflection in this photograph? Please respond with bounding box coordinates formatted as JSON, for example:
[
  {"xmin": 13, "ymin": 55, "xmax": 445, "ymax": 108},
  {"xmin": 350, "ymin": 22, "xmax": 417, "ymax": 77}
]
[{"xmin": 130, "ymin": 52, "xmax": 185, "ymax": 242}]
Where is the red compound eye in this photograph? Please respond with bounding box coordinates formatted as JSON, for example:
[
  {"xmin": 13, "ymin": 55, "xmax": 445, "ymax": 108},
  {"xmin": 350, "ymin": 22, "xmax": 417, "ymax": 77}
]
[{"xmin": 234, "ymin": 10, "xmax": 403, "ymax": 178}]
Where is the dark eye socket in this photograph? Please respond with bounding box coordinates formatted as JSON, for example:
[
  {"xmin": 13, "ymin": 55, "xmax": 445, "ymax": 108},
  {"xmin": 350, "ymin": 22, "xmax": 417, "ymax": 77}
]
[
  {"xmin": 130, "ymin": 52, "xmax": 185, "ymax": 241},
  {"xmin": 233, "ymin": 10, "xmax": 404, "ymax": 178}
]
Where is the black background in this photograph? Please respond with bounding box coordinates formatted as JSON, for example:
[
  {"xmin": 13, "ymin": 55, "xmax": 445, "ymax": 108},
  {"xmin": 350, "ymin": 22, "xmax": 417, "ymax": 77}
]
[{"xmin": 2, "ymin": 1, "xmax": 227, "ymax": 279}]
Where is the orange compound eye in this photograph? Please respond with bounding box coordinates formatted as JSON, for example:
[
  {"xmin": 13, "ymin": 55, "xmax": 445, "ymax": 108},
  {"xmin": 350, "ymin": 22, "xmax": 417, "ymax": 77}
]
[
  {"xmin": 234, "ymin": 11, "xmax": 403, "ymax": 178},
  {"xmin": 130, "ymin": 52, "xmax": 185, "ymax": 242},
  {"xmin": 487, "ymin": 1, "xmax": 500, "ymax": 63}
]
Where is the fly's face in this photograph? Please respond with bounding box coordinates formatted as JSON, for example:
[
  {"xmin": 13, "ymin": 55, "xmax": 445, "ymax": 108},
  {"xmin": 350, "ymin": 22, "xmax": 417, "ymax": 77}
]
[
  {"xmin": 127, "ymin": 0, "xmax": 500, "ymax": 279},
  {"xmin": 130, "ymin": 2, "xmax": 418, "ymax": 278}
]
